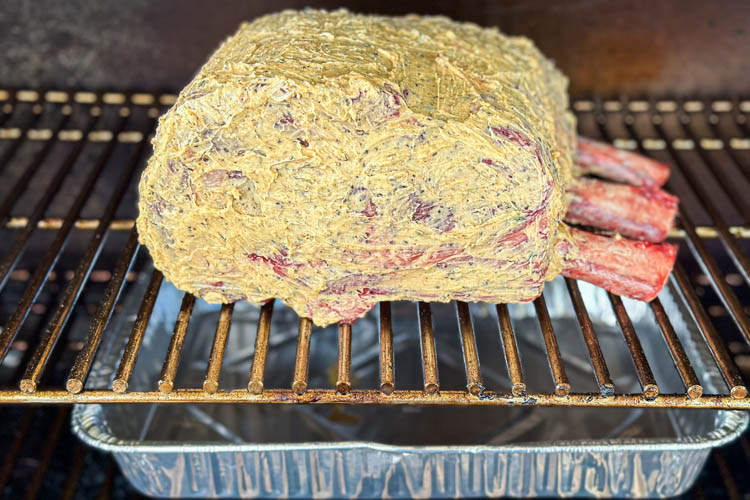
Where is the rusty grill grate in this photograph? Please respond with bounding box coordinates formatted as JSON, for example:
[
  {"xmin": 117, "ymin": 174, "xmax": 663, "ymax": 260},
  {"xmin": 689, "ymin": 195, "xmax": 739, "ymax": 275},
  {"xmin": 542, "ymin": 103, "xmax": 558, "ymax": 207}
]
[{"xmin": 0, "ymin": 89, "xmax": 748, "ymax": 408}]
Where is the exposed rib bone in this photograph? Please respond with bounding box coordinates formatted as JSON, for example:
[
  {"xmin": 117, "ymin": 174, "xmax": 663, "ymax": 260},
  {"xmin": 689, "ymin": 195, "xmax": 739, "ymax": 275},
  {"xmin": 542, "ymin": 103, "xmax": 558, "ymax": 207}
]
[
  {"xmin": 565, "ymin": 177, "xmax": 678, "ymax": 243},
  {"xmin": 576, "ymin": 137, "xmax": 670, "ymax": 187},
  {"xmin": 560, "ymin": 228, "xmax": 678, "ymax": 302}
]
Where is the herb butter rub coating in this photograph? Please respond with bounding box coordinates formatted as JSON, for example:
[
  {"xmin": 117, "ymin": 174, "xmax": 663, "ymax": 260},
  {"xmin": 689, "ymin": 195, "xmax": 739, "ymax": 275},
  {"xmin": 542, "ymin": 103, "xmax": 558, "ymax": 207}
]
[{"xmin": 137, "ymin": 9, "xmax": 577, "ymax": 326}]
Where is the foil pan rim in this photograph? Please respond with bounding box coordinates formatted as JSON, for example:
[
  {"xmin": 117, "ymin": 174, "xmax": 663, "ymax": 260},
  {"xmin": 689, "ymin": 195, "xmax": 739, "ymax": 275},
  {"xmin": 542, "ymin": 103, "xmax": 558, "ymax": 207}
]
[{"xmin": 71, "ymin": 403, "xmax": 748, "ymax": 455}]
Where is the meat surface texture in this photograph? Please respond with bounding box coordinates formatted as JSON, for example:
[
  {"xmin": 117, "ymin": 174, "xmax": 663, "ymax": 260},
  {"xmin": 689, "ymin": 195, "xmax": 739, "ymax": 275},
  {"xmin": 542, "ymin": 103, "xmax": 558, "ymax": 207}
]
[{"xmin": 137, "ymin": 10, "xmax": 659, "ymax": 326}]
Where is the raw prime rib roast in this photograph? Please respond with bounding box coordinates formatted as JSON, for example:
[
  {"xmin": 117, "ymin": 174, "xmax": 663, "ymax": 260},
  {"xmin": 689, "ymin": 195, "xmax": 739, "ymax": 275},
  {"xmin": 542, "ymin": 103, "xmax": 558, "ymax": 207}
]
[{"xmin": 137, "ymin": 10, "xmax": 679, "ymax": 326}]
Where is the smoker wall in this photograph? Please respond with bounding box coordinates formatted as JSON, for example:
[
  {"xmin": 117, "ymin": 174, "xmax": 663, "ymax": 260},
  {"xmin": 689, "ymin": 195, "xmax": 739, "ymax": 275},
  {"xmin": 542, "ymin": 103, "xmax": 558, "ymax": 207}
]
[{"xmin": 2, "ymin": 0, "xmax": 749, "ymax": 97}]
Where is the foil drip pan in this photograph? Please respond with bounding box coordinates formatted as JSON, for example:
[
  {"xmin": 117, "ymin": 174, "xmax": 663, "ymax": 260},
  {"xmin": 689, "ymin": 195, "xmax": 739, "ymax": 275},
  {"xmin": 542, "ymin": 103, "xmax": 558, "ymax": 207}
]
[{"xmin": 72, "ymin": 270, "xmax": 747, "ymax": 498}]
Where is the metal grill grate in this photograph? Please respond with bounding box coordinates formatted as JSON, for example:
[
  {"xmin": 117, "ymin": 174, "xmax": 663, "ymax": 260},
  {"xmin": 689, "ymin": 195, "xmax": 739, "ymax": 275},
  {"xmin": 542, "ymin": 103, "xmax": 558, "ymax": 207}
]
[{"xmin": 0, "ymin": 90, "xmax": 748, "ymax": 408}]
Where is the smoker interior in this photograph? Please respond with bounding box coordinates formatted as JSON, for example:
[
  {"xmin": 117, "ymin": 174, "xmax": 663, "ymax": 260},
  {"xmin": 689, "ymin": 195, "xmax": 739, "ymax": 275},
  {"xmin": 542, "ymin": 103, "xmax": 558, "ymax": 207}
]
[{"xmin": 1, "ymin": 1, "xmax": 750, "ymax": 497}]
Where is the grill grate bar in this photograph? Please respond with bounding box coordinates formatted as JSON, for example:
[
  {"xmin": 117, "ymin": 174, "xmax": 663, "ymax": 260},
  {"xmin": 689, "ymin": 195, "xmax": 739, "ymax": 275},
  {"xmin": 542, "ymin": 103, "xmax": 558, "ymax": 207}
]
[
  {"xmin": 203, "ymin": 303, "xmax": 234, "ymax": 394},
  {"xmin": 609, "ymin": 293, "xmax": 659, "ymax": 399},
  {"xmin": 675, "ymin": 208, "xmax": 750, "ymax": 344},
  {"xmin": 678, "ymin": 106, "xmax": 750, "ymax": 221},
  {"xmin": 566, "ymin": 278, "xmax": 615, "ymax": 397},
  {"xmin": 67, "ymin": 229, "xmax": 140, "ymax": 394},
  {"xmin": 672, "ymin": 265, "xmax": 747, "ymax": 399},
  {"xmin": 292, "ymin": 318, "xmax": 313, "ymax": 394},
  {"xmin": 378, "ymin": 302, "xmax": 395, "ymax": 395},
  {"xmin": 4, "ymin": 389, "xmax": 745, "ymax": 407},
  {"xmin": 0, "ymin": 94, "xmax": 43, "ymax": 177},
  {"xmin": 112, "ymin": 270, "xmax": 163, "ymax": 393},
  {"xmin": 604, "ymin": 103, "xmax": 750, "ymax": 346},
  {"xmin": 650, "ymin": 117, "xmax": 750, "ymax": 287},
  {"xmin": 706, "ymin": 110, "xmax": 750, "ymax": 181},
  {"xmin": 247, "ymin": 300, "xmax": 274, "ymax": 394},
  {"xmin": 609, "ymin": 102, "xmax": 748, "ymax": 395},
  {"xmin": 336, "ymin": 323, "xmax": 353, "ymax": 394},
  {"xmin": 0, "ymin": 110, "xmax": 131, "ymax": 363},
  {"xmin": 533, "ymin": 295, "xmax": 570, "ymax": 396},
  {"xmin": 456, "ymin": 301, "xmax": 484, "ymax": 395},
  {"xmin": 0, "ymin": 109, "xmax": 101, "ymax": 292},
  {"xmin": 0, "ymin": 110, "xmax": 71, "ymax": 229},
  {"xmin": 18, "ymin": 116, "xmax": 154, "ymax": 393},
  {"xmin": 650, "ymin": 298, "xmax": 703, "ymax": 399},
  {"xmin": 495, "ymin": 303, "xmax": 526, "ymax": 397},
  {"xmin": 157, "ymin": 293, "xmax": 196, "ymax": 393},
  {"xmin": 417, "ymin": 302, "xmax": 440, "ymax": 394}
]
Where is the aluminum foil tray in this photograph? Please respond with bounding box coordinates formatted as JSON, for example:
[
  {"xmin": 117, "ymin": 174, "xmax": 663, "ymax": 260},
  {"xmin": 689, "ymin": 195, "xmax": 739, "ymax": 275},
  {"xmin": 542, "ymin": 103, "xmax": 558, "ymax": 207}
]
[{"xmin": 72, "ymin": 272, "xmax": 747, "ymax": 498}]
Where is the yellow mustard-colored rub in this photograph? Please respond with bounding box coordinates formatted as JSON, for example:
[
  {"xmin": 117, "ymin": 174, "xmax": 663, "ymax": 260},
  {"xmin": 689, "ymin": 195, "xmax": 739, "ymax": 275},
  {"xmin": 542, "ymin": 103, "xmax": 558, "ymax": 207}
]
[{"xmin": 137, "ymin": 9, "xmax": 577, "ymax": 326}]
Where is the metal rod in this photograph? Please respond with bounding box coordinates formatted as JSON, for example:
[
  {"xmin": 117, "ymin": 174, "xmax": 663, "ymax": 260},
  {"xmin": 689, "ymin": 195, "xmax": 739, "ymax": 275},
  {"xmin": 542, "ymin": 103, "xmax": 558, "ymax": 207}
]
[
  {"xmin": 0, "ymin": 93, "xmax": 44, "ymax": 177},
  {"xmin": 608, "ymin": 293, "xmax": 659, "ymax": 399},
  {"xmin": 495, "ymin": 304, "xmax": 526, "ymax": 397},
  {"xmin": 203, "ymin": 303, "xmax": 234, "ymax": 394},
  {"xmin": 677, "ymin": 207, "xmax": 750, "ymax": 345},
  {"xmin": 651, "ymin": 118, "xmax": 750, "ymax": 287},
  {"xmin": 6, "ymin": 217, "xmax": 136, "ymax": 230},
  {"xmin": 112, "ymin": 270, "xmax": 163, "ymax": 393},
  {"xmin": 417, "ymin": 302, "xmax": 439, "ymax": 394},
  {"xmin": 158, "ymin": 293, "xmax": 197, "ymax": 393},
  {"xmin": 378, "ymin": 302, "xmax": 395, "ymax": 395},
  {"xmin": 66, "ymin": 229, "xmax": 140, "ymax": 393},
  {"xmin": 679, "ymin": 108, "xmax": 750, "ymax": 221},
  {"xmin": 23, "ymin": 407, "xmax": 69, "ymax": 500},
  {"xmin": 455, "ymin": 301, "xmax": 484, "ymax": 395},
  {"xmin": 533, "ymin": 295, "xmax": 570, "ymax": 396},
  {"xmin": 0, "ymin": 110, "xmax": 101, "ymax": 292},
  {"xmin": 565, "ymin": 278, "xmax": 615, "ymax": 397},
  {"xmin": 672, "ymin": 265, "xmax": 747, "ymax": 399},
  {"xmin": 650, "ymin": 298, "xmax": 703, "ymax": 399},
  {"xmin": 705, "ymin": 108, "xmax": 750, "ymax": 186},
  {"xmin": 248, "ymin": 300, "xmax": 274, "ymax": 394},
  {"xmin": 0, "ymin": 408, "xmax": 35, "ymax": 491},
  {"xmin": 0, "ymin": 388, "xmax": 747, "ymax": 408},
  {"xmin": 0, "ymin": 111, "xmax": 130, "ymax": 362},
  {"xmin": 292, "ymin": 318, "xmax": 313, "ymax": 394},
  {"xmin": 0, "ymin": 110, "xmax": 71, "ymax": 228},
  {"xmin": 336, "ymin": 323, "xmax": 353, "ymax": 394},
  {"xmin": 19, "ymin": 118, "xmax": 154, "ymax": 393},
  {"xmin": 609, "ymin": 103, "xmax": 750, "ymax": 348}
]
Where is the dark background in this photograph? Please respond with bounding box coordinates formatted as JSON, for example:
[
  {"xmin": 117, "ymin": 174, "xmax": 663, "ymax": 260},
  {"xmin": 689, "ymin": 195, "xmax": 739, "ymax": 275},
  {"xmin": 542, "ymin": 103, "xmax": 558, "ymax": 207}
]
[{"xmin": 2, "ymin": 0, "xmax": 749, "ymax": 98}]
